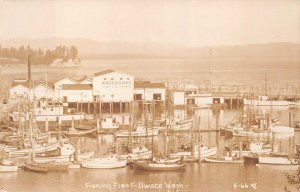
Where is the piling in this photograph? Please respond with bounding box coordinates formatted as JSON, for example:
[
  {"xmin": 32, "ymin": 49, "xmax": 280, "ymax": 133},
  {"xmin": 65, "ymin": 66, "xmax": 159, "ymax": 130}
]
[
  {"xmin": 45, "ymin": 118, "xmax": 49, "ymax": 132},
  {"xmin": 239, "ymin": 142, "xmax": 243, "ymax": 160}
]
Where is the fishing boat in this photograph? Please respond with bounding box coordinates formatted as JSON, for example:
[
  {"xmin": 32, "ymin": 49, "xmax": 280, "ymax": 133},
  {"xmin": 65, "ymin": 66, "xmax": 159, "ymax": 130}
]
[
  {"xmin": 24, "ymin": 163, "xmax": 49, "ymax": 173},
  {"xmin": 243, "ymin": 95, "xmax": 295, "ymax": 107},
  {"xmin": 0, "ymin": 160, "xmax": 18, "ymax": 172},
  {"xmin": 133, "ymin": 159, "xmax": 186, "ymax": 171},
  {"xmin": 220, "ymin": 112, "xmax": 277, "ymax": 138},
  {"xmin": 101, "ymin": 117, "xmax": 120, "ymax": 130},
  {"xmin": 204, "ymin": 156, "xmax": 243, "ymax": 164},
  {"xmin": 8, "ymin": 142, "xmax": 60, "ymax": 157},
  {"xmin": 156, "ymin": 116, "xmax": 192, "ymax": 132},
  {"xmin": 258, "ymin": 154, "xmax": 299, "ymax": 165},
  {"xmin": 120, "ymin": 146, "xmax": 152, "ymax": 161},
  {"xmin": 28, "ymin": 162, "xmax": 69, "ymax": 172},
  {"xmin": 229, "ymin": 141, "xmax": 272, "ymax": 157},
  {"xmin": 243, "ymin": 154, "xmax": 259, "ymax": 164},
  {"xmin": 169, "ymin": 145, "xmax": 217, "ymax": 161},
  {"xmin": 63, "ymin": 127, "xmax": 96, "ymax": 137},
  {"xmin": 115, "ymin": 124, "xmax": 158, "ymax": 138},
  {"xmin": 81, "ymin": 154, "xmax": 127, "ymax": 169},
  {"xmin": 33, "ymin": 142, "xmax": 94, "ymax": 163}
]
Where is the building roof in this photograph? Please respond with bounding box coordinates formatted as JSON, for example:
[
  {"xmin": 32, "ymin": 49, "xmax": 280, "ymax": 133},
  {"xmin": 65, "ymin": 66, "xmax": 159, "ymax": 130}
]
[
  {"xmin": 94, "ymin": 69, "xmax": 115, "ymax": 76},
  {"xmin": 134, "ymin": 82, "xmax": 165, "ymax": 89},
  {"xmin": 54, "ymin": 77, "xmax": 78, "ymax": 84},
  {"xmin": 12, "ymin": 81, "xmax": 29, "ymax": 88},
  {"xmin": 94, "ymin": 69, "xmax": 134, "ymax": 77},
  {"xmin": 62, "ymin": 84, "xmax": 93, "ymax": 90}
]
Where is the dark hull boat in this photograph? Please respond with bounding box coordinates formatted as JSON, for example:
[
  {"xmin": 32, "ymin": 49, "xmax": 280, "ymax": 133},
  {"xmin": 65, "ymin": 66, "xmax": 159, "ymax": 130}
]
[{"xmin": 243, "ymin": 155, "xmax": 259, "ymax": 164}]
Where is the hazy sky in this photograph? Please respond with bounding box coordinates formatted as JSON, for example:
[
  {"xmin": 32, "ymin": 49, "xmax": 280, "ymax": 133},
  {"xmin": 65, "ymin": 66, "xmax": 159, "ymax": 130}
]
[{"xmin": 0, "ymin": 0, "xmax": 299, "ymax": 47}]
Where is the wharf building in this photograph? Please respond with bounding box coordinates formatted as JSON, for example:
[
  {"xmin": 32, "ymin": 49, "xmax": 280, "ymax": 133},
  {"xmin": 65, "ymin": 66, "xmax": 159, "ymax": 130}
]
[{"xmin": 9, "ymin": 70, "xmax": 166, "ymax": 116}]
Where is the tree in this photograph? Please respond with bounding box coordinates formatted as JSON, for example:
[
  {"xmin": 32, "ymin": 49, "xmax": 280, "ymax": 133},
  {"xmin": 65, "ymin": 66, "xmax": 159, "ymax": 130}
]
[
  {"xmin": 69, "ymin": 45, "xmax": 78, "ymax": 59},
  {"xmin": 18, "ymin": 46, "xmax": 27, "ymax": 60},
  {"xmin": 284, "ymin": 145, "xmax": 300, "ymax": 191}
]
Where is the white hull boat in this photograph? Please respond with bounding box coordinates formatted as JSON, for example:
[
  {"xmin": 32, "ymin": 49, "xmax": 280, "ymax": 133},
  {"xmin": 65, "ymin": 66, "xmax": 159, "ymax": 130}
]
[
  {"xmin": 0, "ymin": 165, "xmax": 18, "ymax": 172},
  {"xmin": 115, "ymin": 127, "xmax": 158, "ymax": 138},
  {"xmin": 81, "ymin": 155, "xmax": 127, "ymax": 169},
  {"xmin": 258, "ymin": 155, "xmax": 299, "ymax": 165},
  {"xmin": 170, "ymin": 145, "xmax": 217, "ymax": 160},
  {"xmin": 120, "ymin": 146, "xmax": 152, "ymax": 161},
  {"xmin": 9, "ymin": 142, "xmax": 60, "ymax": 156}
]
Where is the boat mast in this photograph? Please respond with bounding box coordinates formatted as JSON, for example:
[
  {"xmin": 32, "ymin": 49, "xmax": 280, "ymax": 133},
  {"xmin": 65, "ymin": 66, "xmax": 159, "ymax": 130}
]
[{"xmin": 209, "ymin": 48, "xmax": 212, "ymax": 94}]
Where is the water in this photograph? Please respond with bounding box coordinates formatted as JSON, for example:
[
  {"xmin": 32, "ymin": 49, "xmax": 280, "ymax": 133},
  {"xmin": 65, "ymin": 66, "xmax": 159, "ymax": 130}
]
[
  {"xmin": 1, "ymin": 58, "xmax": 299, "ymax": 84},
  {"xmin": 1, "ymin": 107, "xmax": 299, "ymax": 192}
]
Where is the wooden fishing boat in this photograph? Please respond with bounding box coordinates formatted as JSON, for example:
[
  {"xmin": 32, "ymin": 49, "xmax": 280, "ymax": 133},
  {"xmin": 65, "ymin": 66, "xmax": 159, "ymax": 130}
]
[
  {"xmin": 24, "ymin": 163, "xmax": 49, "ymax": 173},
  {"xmin": 243, "ymin": 155, "xmax": 259, "ymax": 164},
  {"xmin": 0, "ymin": 160, "xmax": 18, "ymax": 172},
  {"xmin": 115, "ymin": 125, "xmax": 158, "ymax": 138},
  {"xmin": 258, "ymin": 154, "xmax": 300, "ymax": 165},
  {"xmin": 33, "ymin": 143, "xmax": 94, "ymax": 163},
  {"xmin": 63, "ymin": 128, "xmax": 96, "ymax": 137},
  {"xmin": 204, "ymin": 156, "xmax": 243, "ymax": 164},
  {"xmin": 243, "ymin": 96, "xmax": 295, "ymax": 106},
  {"xmin": 29, "ymin": 162, "xmax": 69, "ymax": 172},
  {"xmin": 120, "ymin": 146, "xmax": 152, "ymax": 161},
  {"xmin": 81, "ymin": 155, "xmax": 127, "ymax": 169},
  {"xmin": 133, "ymin": 160, "xmax": 186, "ymax": 171},
  {"xmin": 9, "ymin": 142, "xmax": 60, "ymax": 156},
  {"xmin": 169, "ymin": 145, "xmax": 217, "ymax": 161}
]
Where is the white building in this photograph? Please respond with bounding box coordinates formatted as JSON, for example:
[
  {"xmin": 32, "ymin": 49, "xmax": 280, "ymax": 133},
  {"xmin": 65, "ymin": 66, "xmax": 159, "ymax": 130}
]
[
  {"xmin": 92, "ymin": 70, "xmax": 134, "ymax": 102},
  {"xmin": 54, "ymin": 77, "xmax": 78, "ymax": 92},
  {"xmin": 61, "ymin": 84, "xmax": 93, "ymax": 103},
  {"xmin": 134, "ymin": 81, "xmax": 165, "ymax": 101},
  {"xmin": 31, "ymin": 84, "xmax": 56, "ymax": 100},
  {"xmin": 171, "ymin": 90, "xmax": 185, "ymax": 106},
  {"xmin": 9, "ymin": 84, "xmax": 29, "ymax": 98}
]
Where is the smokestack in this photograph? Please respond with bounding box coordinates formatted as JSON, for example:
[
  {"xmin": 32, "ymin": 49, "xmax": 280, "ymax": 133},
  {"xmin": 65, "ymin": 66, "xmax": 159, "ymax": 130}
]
[{"xmin": 27, "ymin": 55, "xmax": 32, "ymax": 85}]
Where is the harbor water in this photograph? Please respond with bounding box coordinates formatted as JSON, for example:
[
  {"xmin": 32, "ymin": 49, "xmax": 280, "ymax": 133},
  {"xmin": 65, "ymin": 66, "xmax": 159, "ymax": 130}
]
[{"xmin": 1, "ymin": 106, "xmax": 299, "ymax": 192}]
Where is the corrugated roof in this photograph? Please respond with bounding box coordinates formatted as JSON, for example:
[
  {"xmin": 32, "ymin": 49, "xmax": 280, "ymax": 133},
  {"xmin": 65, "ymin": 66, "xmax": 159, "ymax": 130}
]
[
  {"xmin": 134, "ymin": 82, "xmax": 165, "ymax": 89},
  {"xmin": 62, "ymin": 84, "xmax": 93, "ymax": 90}
]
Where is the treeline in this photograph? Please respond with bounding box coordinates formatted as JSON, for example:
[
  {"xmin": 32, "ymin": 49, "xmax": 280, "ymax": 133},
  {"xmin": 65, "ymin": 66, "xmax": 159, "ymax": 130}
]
[{"xmin": 0, "ymin": 45, "xmax": 78, "ymax": 65}]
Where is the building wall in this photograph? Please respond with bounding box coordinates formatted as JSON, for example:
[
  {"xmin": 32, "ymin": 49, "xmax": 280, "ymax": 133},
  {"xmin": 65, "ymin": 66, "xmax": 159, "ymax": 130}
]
[
  {"xmin": 172, "ymin": 91, "xmax": 185, "ymax": 105},
  {"xmin": 60, "ymin": 89, "xmax": 93, "ymax": 103},
  {"xmin": 134, "ymin": 88, "xmax": 165, "ymax": 101},
  {"xmin": 92, "ymin": 72, "xmax": 134, "ymax": 102},
  {"xmin": 9, "ymin": 85, "xmax": 29, "ymax": 98},
  {"xmin": 31, "ymin": 85, "xmax": 56, "ymax": 100},
  {"xmin": 54, "ymin": 78, "xmax": 77, "ymax": 91}
]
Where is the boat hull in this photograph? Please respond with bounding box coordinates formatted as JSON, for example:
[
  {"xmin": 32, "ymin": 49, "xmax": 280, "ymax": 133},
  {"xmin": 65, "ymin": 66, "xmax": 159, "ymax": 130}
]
[{"xmin": 133, "ymin": 161, "xmax": 186, "ymax": 171}]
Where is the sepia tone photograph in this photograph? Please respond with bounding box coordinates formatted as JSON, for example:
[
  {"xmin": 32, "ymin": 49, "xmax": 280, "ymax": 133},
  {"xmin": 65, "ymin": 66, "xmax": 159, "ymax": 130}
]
[{"xmin": 0, "ymin": 0, "xmax": 299, "ymax": 192}]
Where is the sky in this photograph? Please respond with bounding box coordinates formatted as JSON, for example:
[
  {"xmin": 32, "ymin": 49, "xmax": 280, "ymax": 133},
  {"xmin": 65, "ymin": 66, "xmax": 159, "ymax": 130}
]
[{"xmin": 0, "ymin": 0, "xmax": 299, "ymax": 47}]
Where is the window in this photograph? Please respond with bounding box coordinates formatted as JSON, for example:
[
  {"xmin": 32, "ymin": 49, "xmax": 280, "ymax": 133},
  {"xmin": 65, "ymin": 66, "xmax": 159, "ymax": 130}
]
[
  {"xmin": 153, "ymin": 93, "xmax": 161, "ymax": 100},
  {"xmin": 111, "ymin": 78, "xmax": 114, "ymax": 80},
  {"xmin": 134, "ymin": 94, "xmax": 143, "ymax": 100}
]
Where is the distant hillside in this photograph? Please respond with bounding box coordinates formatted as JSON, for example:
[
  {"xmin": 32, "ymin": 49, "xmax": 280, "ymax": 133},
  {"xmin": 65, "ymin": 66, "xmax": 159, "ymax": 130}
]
[{"xmin": 0, "ymin": 38, "xmax": 299, "ymax": 59}]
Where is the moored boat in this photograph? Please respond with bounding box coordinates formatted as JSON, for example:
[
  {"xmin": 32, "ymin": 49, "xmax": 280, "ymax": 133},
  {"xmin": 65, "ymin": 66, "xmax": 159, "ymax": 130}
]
[
  {"xmin": 204, "ymin": 156, "xmax": 243, "ymax": 164},
  {"xmin": 81, "ymin": 155, "xmax": 127, "ymax": 169},
  {"xmin": 133, "ymin": 160, "xmax": 186, "ymax": 171},
  {"xmin": 169, "ymin": 145, "xmax": 217, "ymax": 161},
  {"xmin": 115, "ymin": 124, "xmax": 158, "ymax": 138}
]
